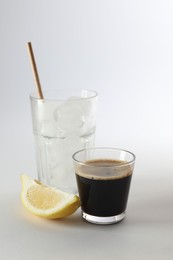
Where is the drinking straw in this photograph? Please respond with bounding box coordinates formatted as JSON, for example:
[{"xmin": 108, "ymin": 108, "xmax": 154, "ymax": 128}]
[{"xmin": 27, "ymin": 42, "xmax": 44, "ymax": 99}]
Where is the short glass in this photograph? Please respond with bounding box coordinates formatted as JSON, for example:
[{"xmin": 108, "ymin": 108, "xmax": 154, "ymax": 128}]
[
  {"xmin": 30, "ymin": 89, "xmax": 98, "ymax": 193},
  {"xmin": 73, "ymin": 147, "xmax": 136, "ymax": 224}
]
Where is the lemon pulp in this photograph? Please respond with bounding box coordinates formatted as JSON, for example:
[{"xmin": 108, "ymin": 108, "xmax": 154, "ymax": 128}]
[{"xmin": 20, "ymin": 174, "xmax": 80, "ymax": 219}]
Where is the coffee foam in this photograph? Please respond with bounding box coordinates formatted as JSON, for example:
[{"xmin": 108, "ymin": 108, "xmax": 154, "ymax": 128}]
[{"xmin": 75, "ymin": 159, "xmax": 133, "ymax": 180}]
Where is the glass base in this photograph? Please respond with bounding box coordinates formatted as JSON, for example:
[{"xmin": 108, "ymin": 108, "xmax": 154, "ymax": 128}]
[{"xmin": 82, "ymin": 211, "xmax": 126, "ymax": 225}]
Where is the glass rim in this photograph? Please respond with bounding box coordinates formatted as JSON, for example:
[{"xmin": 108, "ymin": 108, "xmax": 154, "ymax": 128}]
[
  {"xmin": 30, "ymin": 88, "xmax": 98, "ymax": 101},
  {"xmin": 72, "ymin": 147, "xmax": 136, "ymax": 167}
]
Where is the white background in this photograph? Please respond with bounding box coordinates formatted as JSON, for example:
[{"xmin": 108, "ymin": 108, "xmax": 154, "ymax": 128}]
[{"xmin": 1, "ymin": 0, "xmax": 173, "ymax": 259}]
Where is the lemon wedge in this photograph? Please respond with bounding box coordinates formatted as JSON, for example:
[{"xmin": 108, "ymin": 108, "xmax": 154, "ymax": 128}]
[{"xmin": 20, "ymin": 174, "xmax": 80, "ymax": 219}]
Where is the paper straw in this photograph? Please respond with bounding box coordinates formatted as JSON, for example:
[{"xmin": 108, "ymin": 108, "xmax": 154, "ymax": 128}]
[{"xmin": 27, "ymin": 42, "xmax": 44, "ymax": 99}]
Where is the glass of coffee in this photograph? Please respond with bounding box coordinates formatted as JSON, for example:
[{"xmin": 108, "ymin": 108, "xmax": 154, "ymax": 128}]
[{"xmin": 73, "ymin": 148, "xmax": 136, "ymax": 224}]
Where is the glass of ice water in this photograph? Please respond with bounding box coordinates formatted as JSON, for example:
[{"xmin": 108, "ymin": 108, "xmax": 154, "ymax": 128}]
[{"xmin": 30, "ymin": 89, "xmax": 98, "ymax": 193}]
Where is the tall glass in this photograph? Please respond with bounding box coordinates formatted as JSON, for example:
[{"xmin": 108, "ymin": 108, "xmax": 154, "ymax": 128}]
[
  {"xmin": 73, "ymin": 148, "xmax": 135, "ymax": 224},
  {"xmin": 30, "ymin": 89, "xmax": 98, "ymax": 193}
]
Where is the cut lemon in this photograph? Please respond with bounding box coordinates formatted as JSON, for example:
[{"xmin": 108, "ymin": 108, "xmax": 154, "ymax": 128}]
[{"xmin": 20, "ymin": 174, "xmax": 80, "ymax": 219}]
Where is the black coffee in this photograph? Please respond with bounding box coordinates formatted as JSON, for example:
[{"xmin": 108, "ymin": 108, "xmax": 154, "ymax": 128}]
[{"xmin": 75, "ymin": 159, "xmax": 132, "ymax": 217}]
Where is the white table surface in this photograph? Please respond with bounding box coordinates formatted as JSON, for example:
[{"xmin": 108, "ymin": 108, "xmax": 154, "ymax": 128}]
[{"xmin": 1, "ymin": 127, "xmax": 173, "ymax": 260}]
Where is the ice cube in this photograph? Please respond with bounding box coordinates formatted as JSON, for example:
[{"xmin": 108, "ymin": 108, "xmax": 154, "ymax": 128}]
[
  {"xmin": 46, "ymin": 138, "xmax": 65, "ymax": 169},
  {"xmin": 49, "ymin": 162, "xmax": 70, "ymax": 190},
  {"xmin": 34, "ymin": 101, "xmax": 65, "ymax": 137},
  {"xmin": 36, "ymin": 100, "xmax": 55, "ymax": 122},
  {"xmin": 54, "ymin": 99, "xmax": 85, "ymax": 133},
  {"xmin": 39, "ymin": 119, "xmax": 56, "ymax": 137},
  {"xmin": 64, "ymin": 134, "xmax": 84, "ymax": 155},
  {"xmin": 34, "ymin": 100, "xmax": 55, "ymax": 136},
  {"xmin": 68, "ymin": 97, "xmax": 96, "ymax": 135}
]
